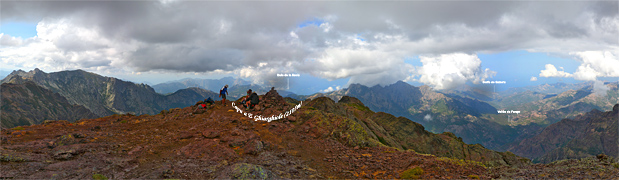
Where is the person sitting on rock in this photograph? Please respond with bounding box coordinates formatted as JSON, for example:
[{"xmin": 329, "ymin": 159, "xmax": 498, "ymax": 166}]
[
  {"xmin": 243, "ymin": 90, "xmax": 260, "ymax": 110},
  {"xmin": 242, "ymin": 89, "xmax": 252, "ymax": 108}
]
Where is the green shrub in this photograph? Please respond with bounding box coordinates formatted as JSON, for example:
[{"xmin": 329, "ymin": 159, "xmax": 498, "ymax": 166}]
[
  {"xmin": 400, "ymin": 167, "xmax": 423, "ymax": 179},
  {"xmin": 92, "ymin": 174, "xmax": 108, "ymax": 180},
  {"xmin": 468, "ymin": 175, "xmax": 480, "ymax": 179},
  {"xmin": 120, "ymin": 120, "xmax": 127, "ymax": 123},
  {"xmin": 11, "ymin": 127, "xmax": 24, "ymax": 130}
]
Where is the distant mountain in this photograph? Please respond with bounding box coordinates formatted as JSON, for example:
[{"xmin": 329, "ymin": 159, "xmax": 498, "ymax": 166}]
[
  {"xmin": 1, "ymin": 81, "xmax": 97, "ymax": 128},
  {"xmin": 152, "ymin": 77, "xmax": 250, "ymax": 94},
  {"xmin": 290, "ymin": 81, "xmax": 536, "ymax": 150},
  {"xmin": 226, "ymin": 85, "xmax": 295, "ymax": 100},
  {"xmin": 299, "ymin": 81, "xmax": 491, "ymax": 116},
  {"xmin": 508, "ymin": 104, "xmax": 618, "ymax": 163},
  {"xmin": 442, "ymin": 82, "xmax": 593, "ymax": 110},
  {"xmin": 2, "ymin": 69, "xmax": 220, "ymax": 118},
  {"xmin": 506, "ymin": 82, "xmax": 618, "ymax": 125},
  {"xmin": 499, "ymin": 82, "xmax": 592, "ymax": 96},
  {"xmin": 440, "ymin": 83, "xmax": 496, "ymax": 102},
  {"xmin": 151, "ymin": 77, "xmax": 298, "ymax": 100},
  {"xmin": 490, "ymin": 90, "xmax": 547, "ymax": 110}
]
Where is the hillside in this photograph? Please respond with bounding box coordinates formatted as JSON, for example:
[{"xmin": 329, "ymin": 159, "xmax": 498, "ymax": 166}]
[
  {"xmin": 508, "ymin": 104, "xmax": 619, "ymax": 163},
  {"xmin": 3, "ymin": 90, "xmax": 617, "ymax": 179},
  {"xmin": 292, "ymin": 81, "xmax": 531, "ymax": 150},
  {"xmin": 1, "ymin": 90, "xmax": 531, "ymax": 179},
  {"xmin": 1, "ymin": 81, "xmax": 97, "ymax": 128},
  {"xmin": 2, "ymin": 69, "xmax": 221, "ymax": 118}
]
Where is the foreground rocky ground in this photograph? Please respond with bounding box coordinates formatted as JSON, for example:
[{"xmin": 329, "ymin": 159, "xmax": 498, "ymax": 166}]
[{"xmin": 2, "ymin": 91, "xmax": 618, "ymax": 179}]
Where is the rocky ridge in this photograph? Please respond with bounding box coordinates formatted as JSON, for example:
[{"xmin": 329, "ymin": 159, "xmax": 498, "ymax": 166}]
[{"xmin": 2, "ymin": 90, "xmax": 618, "ymax": 179}]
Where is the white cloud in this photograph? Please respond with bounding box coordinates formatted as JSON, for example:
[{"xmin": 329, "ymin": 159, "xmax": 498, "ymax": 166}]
[
  {"xmin": 413, "ymin": 53, "xmax": 494, "ymax": 90},
  {"xmin": 538, "ymin": 51, "xmax": 618, "ymax": 81},
  {"xmin": 592, "ymin": 80, "xmax": 610, "ymax": 97},
  {"xmin": 571, "ymin": 51, "xmax": 619, "ymax": 81},
  {"xmin": 320, "ymin": 85, "xmax": 342, "ymax": 93},
  {"xmin": 539, "ymin": 64, "xmax": 573, "ymax": 78},
  {"xmin": 530, "ymin": 76, "xmax": 538, "ymax": 81},
  {"xmin": 1, "ymin": 1, "xmax": 618, "ymax": 89},
  {"xmin": 321, "ymin": 86, "xmax": 335, "ymax": 93},
  {"xmin": 424, "ymin": 114, "xmax": 432, "ymax": 121},
  {"xmin": 289, "ymin": 31, "xmax": 299, "ymax": 38},
  {"xmin": 0, "ymin": 34, "xmax": 24, "ymax": 46}
]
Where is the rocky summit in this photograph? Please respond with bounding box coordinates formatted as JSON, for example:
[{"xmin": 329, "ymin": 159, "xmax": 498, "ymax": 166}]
[{"xmin": 2, "ymin": 90, "xmax": 618, "ymax": 179}]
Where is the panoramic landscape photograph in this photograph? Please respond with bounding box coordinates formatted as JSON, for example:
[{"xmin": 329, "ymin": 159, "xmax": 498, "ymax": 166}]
[{"xmin": 1, "ymin": 1, "xmax": 618, "ymax": 179}]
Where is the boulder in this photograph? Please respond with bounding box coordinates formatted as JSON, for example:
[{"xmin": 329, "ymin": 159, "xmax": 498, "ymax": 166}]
[
  {"xmin": 218, "ymin": 163, "xmax": 277, "ymax": 179},
  {"xmin": 202, "ymin": 129, "xmax": 220, "ymax": 139}
]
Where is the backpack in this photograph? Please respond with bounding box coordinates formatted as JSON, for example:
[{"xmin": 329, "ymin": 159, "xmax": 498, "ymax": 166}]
[
  {"xmin": 205, "ymin": 97, "xmax": 214, "ymax": 104},
  {"xmin": 250, "ymin": 93, "xmax": 260, "ymax": 104}
]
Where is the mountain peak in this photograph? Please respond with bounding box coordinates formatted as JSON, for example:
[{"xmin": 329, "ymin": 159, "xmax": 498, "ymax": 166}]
[
  {"xmin": 337, "ymin": 96, "xmax": 364, "ymax": 106},
  {"xmin": 33, "ymin": 68, "xmax": 44, "ymax": 74}
]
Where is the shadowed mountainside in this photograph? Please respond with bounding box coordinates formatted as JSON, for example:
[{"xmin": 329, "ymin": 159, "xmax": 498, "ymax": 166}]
[
  {"xmin": 1, "ymin": 81, "xmax": 97, "ymax": 128},
  {"xmin": 2, "ymin": 69, "xmax": 221, "ymax": 118},
  {"xmin": 508, "ymin": 104, "xmax": 619, "ymax": 163}
]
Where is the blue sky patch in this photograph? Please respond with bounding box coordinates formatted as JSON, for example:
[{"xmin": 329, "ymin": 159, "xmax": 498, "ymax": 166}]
[
  {"xmin": 1, "ymin": 22, "xmax": 38, "ymax": 38},
  {"xmin": 298, "ymin": 18, "xmax": 325, "ymax": 28}
]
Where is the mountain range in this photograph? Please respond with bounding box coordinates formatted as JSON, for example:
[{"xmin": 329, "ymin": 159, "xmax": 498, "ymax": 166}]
[
  {"xmin": 0, "ymin": 90, "xmax": 528, "ymax": 179},
  {"xmin": 288, "ymin": 80, "xmax": 618, "ymax": 160},
  {"xmin": 291, "ymin": 81, "xmax": 537, "ymax": 150},
  {"xmin": 1, "ymin": 81, "xmax": 97, "ymax": 128},
  {"xmin": 152, "ymin": 77, "xmax": 296, "ymax": 100},
  {"xmin": 496, "ymin": 82, "xmax": 618, "ymax": 126},
  {"xmin": 152, "ymin": 77, "xmax": 251, "ymax": 94},
  {"xmin": 3, "ymin": 87, "xmax": 617, "ymax": 179},
  {"xmin": 2, "ymin": 68, "xmax": 617, "ymax": 167},
  {"xmin": 508, "ymin": 104, "xmax": 618, "ymax": 163},
  {"xmin": 1, "ymin": 69, "xmax": 221, "ymax": 128}
]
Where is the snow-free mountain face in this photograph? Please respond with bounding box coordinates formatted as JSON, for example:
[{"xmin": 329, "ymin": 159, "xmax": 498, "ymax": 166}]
[
  {"xmin": 1, "ymin": 69, "xmax": 221, "ymax": 127},
  {"xmin": 1, "ymin": 81, "xmax": 98, "ymax": 128},
  {"xmin": 496, "ymin": 82, "xmax": 619, "ymax": 126},
  {"xmin": 508, "ymin": 104, "xmax": 618, "ymax": 163},
  {"xmin": 290, "ymin": 81, "xmax": 533, "ymax": 150}
]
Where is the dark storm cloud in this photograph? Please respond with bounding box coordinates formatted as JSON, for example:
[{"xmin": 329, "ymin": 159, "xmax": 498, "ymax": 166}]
[{"xmin": 1, "ymin": 1, "xmax": 617, "ymax": 88}]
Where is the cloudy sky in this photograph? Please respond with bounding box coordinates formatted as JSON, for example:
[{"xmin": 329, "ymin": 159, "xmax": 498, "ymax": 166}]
[{"xmin": 1, "ymin": 1, "xmax": 618, "ymax": 94}]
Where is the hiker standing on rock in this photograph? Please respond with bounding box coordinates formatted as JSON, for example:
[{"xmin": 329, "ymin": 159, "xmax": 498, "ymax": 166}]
[{"xmin": 219, "ymin": 85, "xmax": 229, "ymax": 106}]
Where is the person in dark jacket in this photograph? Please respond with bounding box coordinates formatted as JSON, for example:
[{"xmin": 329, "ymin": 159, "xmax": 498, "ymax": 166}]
[{"xmin": 242, "ymin": 89, "xmax": 259, "ymax": 110}]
